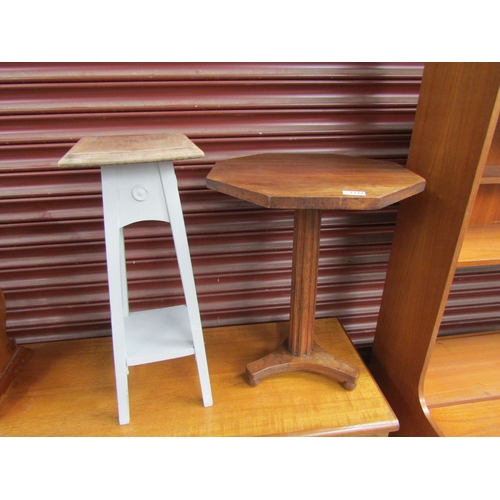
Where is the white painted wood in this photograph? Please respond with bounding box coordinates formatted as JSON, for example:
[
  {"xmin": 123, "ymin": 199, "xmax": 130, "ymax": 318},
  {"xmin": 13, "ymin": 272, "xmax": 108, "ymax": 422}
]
[
  {"xmin": 100, "ymin": 160, "xmax": 212, "ymax": 425},
  {"xmin": 125, "ymin": 306, "xmax": 195, "ymax": 366},
  {"xmin": 101, "ymin": 167, "xmax": 131, "ymax": 425},
  {"xmin": 114, "ymin": 162, "xmax": 171, "ymax": 227},
  {"xmin": 159, "ymin": 162, "xmax": 213, "ymax": 407}
]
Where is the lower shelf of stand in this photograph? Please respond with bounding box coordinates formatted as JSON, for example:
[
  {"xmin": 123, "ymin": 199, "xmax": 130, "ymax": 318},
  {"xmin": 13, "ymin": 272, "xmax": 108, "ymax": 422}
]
[
  {"xmin": 124, "ymin": 305, "xmax": 195, "ymax": 367},
  {"xmin": 424, "ymin": 330, "xmax": 500, "ymax": 436}
]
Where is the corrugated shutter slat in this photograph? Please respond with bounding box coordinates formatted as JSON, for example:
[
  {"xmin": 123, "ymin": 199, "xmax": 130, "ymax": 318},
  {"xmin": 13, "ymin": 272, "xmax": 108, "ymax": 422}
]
[{"xmin": 0, "ymin": 62, "xmax": 498, "ymax": 348}]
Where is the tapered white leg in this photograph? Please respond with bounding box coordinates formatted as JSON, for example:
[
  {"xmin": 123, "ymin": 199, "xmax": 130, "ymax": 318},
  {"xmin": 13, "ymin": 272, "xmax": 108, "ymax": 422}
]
[
  {"xmin": 160, "ymin": 162, "xmax": 213, "ymax": 407},
  {"xmin": 101, "ymin": 167, "xmax": 131, "ymax": 424}
]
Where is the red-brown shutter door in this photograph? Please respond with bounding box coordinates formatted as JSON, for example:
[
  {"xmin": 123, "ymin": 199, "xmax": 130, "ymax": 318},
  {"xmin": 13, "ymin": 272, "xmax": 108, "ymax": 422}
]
[{"xmin": 1, "ymin": 63, "xmax": 498, "ymax": 350}]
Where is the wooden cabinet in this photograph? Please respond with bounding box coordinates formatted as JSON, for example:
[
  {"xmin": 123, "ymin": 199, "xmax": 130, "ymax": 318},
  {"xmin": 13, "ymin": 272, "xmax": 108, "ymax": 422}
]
[
  {"xmin": 0, "ymin": 288, "xmax": 32, "ymax": 396},
  {"xmin": 369, "ymin": 63, "xmax": 500, "ymax": 436}
]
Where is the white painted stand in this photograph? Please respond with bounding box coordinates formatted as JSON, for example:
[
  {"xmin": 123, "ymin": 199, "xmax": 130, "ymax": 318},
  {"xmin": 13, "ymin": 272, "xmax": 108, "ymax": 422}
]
[{"xmin": 59, "ymin": 134, "xmax": 213, "ymax": 425}]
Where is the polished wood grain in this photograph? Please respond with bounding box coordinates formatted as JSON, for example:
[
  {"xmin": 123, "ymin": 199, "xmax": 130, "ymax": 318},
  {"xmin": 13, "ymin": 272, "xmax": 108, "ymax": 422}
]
[
  {"xmin": 469, "ymin": 185, "xmax": 500, "ymax": 225},
  {"xmin": 58, "ymin": 133, "xmax": 204, "ymax": 168},
  {"xmin": 485, "ymin": 118, "xmax": 500, "ymax": 167},
  {"xmin": 289, "ymin": 208, "xmax": 321, "ymax": 357},
  {"xmin": 481, "ymin": 166, "xmax": 500, "ymax": 183},
  {"xmin": 246, "ymin": 340, "xmax": 360, "ymax": 391},
  {"xmin": 0, "ymin": 318, "xmax": 398, "ymax": 437},
  {"xmin": 457, "ymin": 225, "xmax": 500, "ymax": 267},
  {"xmin": 429, "ymin": 399, "xmax": 500, "ymax": 437},
  {"xmin": 459, "ymin": 154, "xmax": 500, "ymax": 267},
  {"xmin": 424, "ymin": 331, "xmax": 500, "ymax": 408},
  {"xmin": 423, "ymin": 330, "xmax": 500, "ymax": 438},
  {"xmin": 206, "ymin": 153, "xmax": 425, "ymax": 210},
  {"xmin": 369, "ymin": 63, "xmax": 500, "ymax": 436}
]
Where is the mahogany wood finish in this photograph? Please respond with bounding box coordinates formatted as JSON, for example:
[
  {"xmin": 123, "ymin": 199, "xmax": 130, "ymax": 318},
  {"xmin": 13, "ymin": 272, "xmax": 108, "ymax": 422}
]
[
  {"xmin": 0, "ymin": 288, "xmax": 32, "ymax": 397},
  {"xmin": 206, "ymin": 153, "xmax": 425, "ymax": 211},
  {"xmin": 424, "ymin": 331, "xmax": 500, "ymax": 408},
  {"xmin": 0, "ymin": 318, "xmax": 399, "ymax": 436},
  {"xmin": 425, "ymin": 331, "xmax": 500, "ymax": 436},
  {"xmin": 369, "ymin": 63, "xmax": 500, "ymax": 436},
  {"xmin": 458, "ymin": 225, "xmax": 500, "ymax": 267},
  {"xmin": 207, "ymin": 153, "xmax": 425, "ymax": 389},
  {"xmin": 289, "ymin": 209, "xmax": 321, "ymax": 357}
]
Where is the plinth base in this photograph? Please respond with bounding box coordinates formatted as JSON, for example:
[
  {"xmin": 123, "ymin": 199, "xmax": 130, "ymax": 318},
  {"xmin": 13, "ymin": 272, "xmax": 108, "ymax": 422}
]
[
  {"xmin": 246, "ymin": 340, "xmax": 360, "ymax": 390},
  {"xmin": 0, "ymin": 344, "xmax": 33, "ymax": 397}
]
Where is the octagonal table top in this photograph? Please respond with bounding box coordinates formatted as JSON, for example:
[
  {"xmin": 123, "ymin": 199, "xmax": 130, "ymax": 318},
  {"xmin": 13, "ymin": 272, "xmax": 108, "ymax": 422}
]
[{"xmin": 206, "ymin": 153, "xmax": 426, "ymax": 211}]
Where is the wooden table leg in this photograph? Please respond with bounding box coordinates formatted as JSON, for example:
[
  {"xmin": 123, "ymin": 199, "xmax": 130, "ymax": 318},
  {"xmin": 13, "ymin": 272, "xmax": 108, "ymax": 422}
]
[{"xmin": 246, "ymin": 209, "xmax": 360, "ymax": 389}]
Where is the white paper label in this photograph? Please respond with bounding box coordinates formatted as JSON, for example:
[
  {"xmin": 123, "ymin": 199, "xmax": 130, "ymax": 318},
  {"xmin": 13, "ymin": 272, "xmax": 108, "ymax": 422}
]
[{"xmin": 342, "ymin": 190, "xmax": 366, "ymax": 196}]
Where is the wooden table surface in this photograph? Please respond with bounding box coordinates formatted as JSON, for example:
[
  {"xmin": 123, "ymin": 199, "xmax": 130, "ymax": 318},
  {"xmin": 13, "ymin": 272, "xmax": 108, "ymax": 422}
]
[
  {"xmin": 206, "ymin": 153, "xmax": 426, "ymax": 210},
  {"xmin": 58, "ymin": 133, "xmax": 204, "ymax": 168},
  {"xmin": 0, "ymin": 318, "xmax": 398, "ymax": 437}
]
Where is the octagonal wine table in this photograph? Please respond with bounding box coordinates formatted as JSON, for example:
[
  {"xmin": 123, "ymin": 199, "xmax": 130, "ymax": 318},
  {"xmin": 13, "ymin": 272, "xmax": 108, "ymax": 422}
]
[{"xmin": 206, "ymin": 153, "xmax": 425, "ymax": 389}]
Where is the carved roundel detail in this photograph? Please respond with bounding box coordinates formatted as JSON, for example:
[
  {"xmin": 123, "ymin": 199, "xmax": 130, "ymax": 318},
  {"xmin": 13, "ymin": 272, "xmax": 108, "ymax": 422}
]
[{"xmin": 131, "ymin": 184, "xmax": 149, "ymax": 202}]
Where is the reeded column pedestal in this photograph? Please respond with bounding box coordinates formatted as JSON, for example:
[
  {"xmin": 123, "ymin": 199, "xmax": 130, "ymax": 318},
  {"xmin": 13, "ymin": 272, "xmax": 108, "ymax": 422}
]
[{"xmin": 207, "ymin": 153, "xmax": 425, "ymax": 390}]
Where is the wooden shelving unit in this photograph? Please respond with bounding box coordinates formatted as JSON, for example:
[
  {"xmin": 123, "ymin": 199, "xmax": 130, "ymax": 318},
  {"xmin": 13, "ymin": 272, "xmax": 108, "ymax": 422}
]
[
  {"xmin": 425, "ymin": 111, "xmax": 500, "ymax": 436},
  {"xmin": 369, "ymin": 63, "xmax": 500, "ymax": 436}
]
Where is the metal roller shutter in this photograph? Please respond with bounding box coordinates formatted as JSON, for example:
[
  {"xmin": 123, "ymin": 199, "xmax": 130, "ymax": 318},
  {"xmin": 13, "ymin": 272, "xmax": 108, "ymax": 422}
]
[{"xmin": 1, "ymin": 62, "xmax": 498, "ymax": 349}]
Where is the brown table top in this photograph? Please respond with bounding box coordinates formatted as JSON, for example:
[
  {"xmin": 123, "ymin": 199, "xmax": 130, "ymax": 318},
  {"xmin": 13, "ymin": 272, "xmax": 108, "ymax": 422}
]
[
  {"xmin": 207, "ymin": 153, "xmax": 426, "ymax": 210},
  {"xmin": 58, "ymin": 133, "xmax": 204, "ymax": 168}
]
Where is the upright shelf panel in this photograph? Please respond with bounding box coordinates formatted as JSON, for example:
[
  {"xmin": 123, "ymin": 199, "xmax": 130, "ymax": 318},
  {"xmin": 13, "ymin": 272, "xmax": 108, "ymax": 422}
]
[
  {"xmin": 369, "ymin": 63, "xmax": 500, "ymax": 436},
  {"xmin": 426, "ymin": 108, "xmax": 500, "ymax": 435}
]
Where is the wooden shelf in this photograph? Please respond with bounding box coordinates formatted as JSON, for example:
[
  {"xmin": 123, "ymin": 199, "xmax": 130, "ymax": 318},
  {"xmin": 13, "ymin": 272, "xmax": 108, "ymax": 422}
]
[
  {"xmin": 424, "ymin": 331, "xmax": 500, "ymax": 436},
  {"xmin": 124, "ymin": 306, "xmax": 195, "ymax": 366},
  {"xmin": 481, "ymin": 165, "xmax": 500, "ymax": 184},
  {"xmin": 429, "ymin": 399, "xmax": 500, "ymax": 437},
  {"xmin": 457, "ymin": 224, "xmax": 500, "ymax": 267}
]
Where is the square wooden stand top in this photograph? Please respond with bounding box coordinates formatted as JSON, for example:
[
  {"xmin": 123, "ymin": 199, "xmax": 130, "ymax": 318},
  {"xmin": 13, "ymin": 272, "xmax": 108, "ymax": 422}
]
[{"xmin": 58, "ymin": 133, "xmax": 204, "ymax": 168}]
